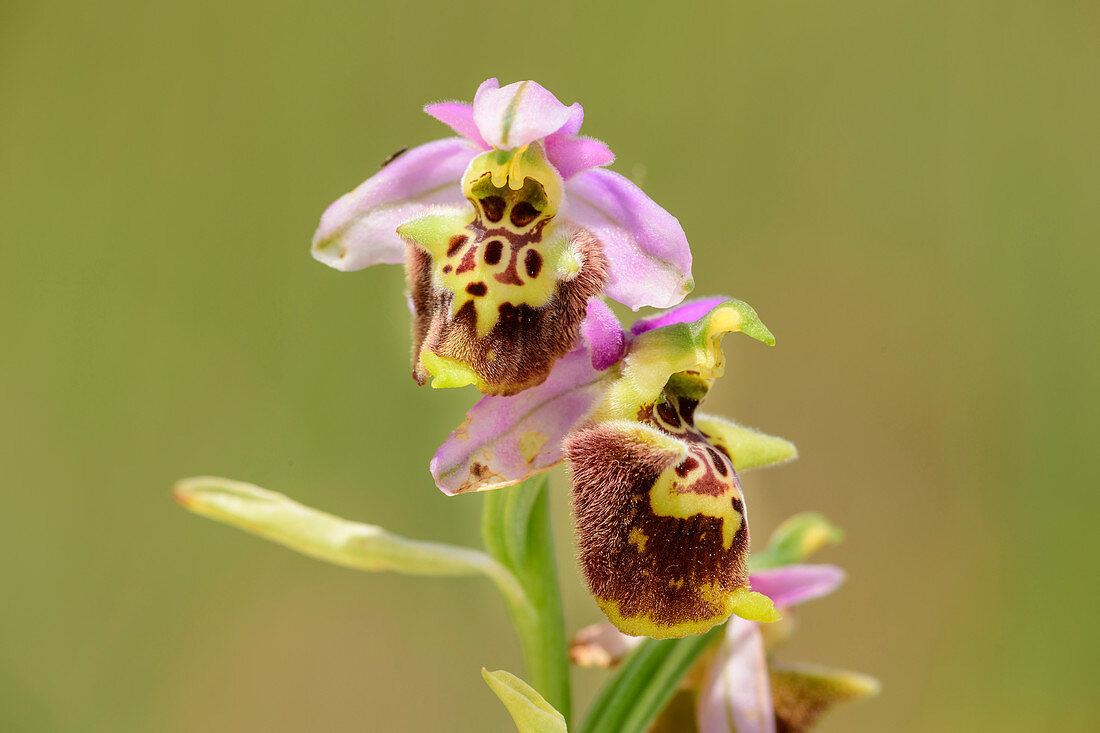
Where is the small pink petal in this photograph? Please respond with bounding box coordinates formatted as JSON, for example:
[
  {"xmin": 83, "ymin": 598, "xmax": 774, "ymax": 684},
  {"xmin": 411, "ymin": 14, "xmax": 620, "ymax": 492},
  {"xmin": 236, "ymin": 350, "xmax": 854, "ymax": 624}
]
[
  {"xmin": 311, "ymin": 137, "xmax": 479, "ymax": 271},
  {"xmin": 750, "ymin": 565, "xmax": 846, "ymax": 609},
  {"xmin": 544, "ymin": 134, "xmax": 615, "ymax": 180},
  {"xmin": 698, "ymin": 618, "xmax": 776, "ymax": 733},
  {"xmin": 581, "ymin": 298, "xmax": 625, "ymax": 370},
  {"xmin": 423, "ymin": 102, "xmax": 488, "ymax": 148},
  {"xmin": 630, "ymin": 296, "xmax": 729, "ymax": 336},
  {"xmin": 430, "ymin": 348, "xmax": 607, "ymax": 495},
  {"xmin": 473, "ymin": 79, "xmax": 575, "ymax": 150},
  {"xmin": 564, "ymin": 168, "xmax": 693, "ymax": 310}
]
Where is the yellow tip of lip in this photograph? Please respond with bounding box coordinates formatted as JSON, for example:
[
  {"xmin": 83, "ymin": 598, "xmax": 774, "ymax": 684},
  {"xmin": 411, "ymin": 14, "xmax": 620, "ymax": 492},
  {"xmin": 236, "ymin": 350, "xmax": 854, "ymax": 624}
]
[
  {"xmin": 730, "ymin": 588, "xmax": 781, "ymax": 623},
  {"xmin": 419, "ymin": 350, "xmax": 485, "ymax": 391}
]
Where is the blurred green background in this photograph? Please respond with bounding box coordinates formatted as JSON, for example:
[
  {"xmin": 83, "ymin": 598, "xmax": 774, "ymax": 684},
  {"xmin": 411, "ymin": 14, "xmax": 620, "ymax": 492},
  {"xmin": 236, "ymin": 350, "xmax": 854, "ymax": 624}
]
[{"xmin": 2, "ymin": 1, "xmax": 1097, "ymax": 730}]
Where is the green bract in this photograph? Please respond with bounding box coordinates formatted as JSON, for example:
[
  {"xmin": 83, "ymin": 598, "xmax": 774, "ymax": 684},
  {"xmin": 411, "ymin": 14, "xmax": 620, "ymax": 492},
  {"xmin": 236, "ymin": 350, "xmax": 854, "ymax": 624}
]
[{"xmin": 482, "ymin": 669, "xmax": 568, "ymax": 733}]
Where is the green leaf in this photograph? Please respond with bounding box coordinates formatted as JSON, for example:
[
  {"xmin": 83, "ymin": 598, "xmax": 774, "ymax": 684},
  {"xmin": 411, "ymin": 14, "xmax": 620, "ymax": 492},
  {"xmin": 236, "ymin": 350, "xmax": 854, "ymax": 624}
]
[
  {"xmin": 173, "ymin": 476, "xmax": 526, "ymax": 604},
  {"xmin": 749, "ymin": 512, "xmax": 844, "ymax": 571},
  {"xmin": 482, "ymin": 476, "xmax": 571, "ymax": 722},
  {"xmin": 482, "ymin": 669, "xmax": 568, "ymax": 733},
  {"xmin": 578, "ymin": 626, "xmax": 722, "ymax": 733}
]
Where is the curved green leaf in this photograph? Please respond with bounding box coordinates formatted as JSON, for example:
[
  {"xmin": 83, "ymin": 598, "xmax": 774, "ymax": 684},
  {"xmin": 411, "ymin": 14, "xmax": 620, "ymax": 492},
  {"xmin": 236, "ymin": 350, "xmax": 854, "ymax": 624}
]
[{"xmin": 173, "ymin": 476, "xmax": 527, "ymax": 605}]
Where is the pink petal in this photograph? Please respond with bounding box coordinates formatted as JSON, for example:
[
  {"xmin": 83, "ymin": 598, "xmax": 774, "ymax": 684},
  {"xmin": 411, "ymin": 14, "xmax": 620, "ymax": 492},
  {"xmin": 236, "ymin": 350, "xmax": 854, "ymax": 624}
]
[
  {"xmin": 429, "ymin": 348, "xmax": 608, "ymax": 495},
  {"xmin": 564, "ymin": 168, "xmax": 693, "ymax": 309},
  {"xmin": 698, "ymin": 618, "xmax": 776, "ymax": 733},
  {"xmin": 558, "ymin": 102, "xmax": 585, "ymax": 137},
  {"xmin": 311, "ymin": 137, "xmax": 479, "ymax": 271},
  {"xmin": 473, "ymin": 79, "xmax": 575, "ymax": 150},
  {"xmin": 750, "ymin": 565, "xmax": 846, "ymax": 609},
  {"xmin": 581, "ymin": 298, "xmax": 625, "ymax": 370},
  {"xmin": 544, "ymin": 134, "xmax": 615, "ymax": 180},
  {"xmin": 423, "ymin": 102, "xmax": 488, "ymax": 148},
  {"xmin": 630, "ymin": 296, "xmax": 729, "ymax": 336}
]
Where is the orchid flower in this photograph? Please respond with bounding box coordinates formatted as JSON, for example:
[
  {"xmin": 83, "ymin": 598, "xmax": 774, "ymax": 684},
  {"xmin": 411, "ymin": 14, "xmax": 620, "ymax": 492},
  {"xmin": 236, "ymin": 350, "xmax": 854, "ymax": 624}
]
[
  {"xmin": 433, "ymin": 297, "xmax": 799, "ymax": 638},
  {"xmin": 311, "ymin": 78, "xmax": 693, "ymax": 396},
  {"xmin": 571, "ymin": 515, "xmax": 880, "ymax": 733}
]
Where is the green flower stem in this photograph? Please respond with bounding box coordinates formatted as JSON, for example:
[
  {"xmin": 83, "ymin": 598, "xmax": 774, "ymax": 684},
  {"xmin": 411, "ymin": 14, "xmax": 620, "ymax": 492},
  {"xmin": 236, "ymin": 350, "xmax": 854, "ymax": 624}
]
[
  {"xmin": 481, "ymin": 476, "xmax": 571, "ymax": 723},
  {"xmin": 579, "ymin": 625, "xmax": 722, "ymax": 733}
]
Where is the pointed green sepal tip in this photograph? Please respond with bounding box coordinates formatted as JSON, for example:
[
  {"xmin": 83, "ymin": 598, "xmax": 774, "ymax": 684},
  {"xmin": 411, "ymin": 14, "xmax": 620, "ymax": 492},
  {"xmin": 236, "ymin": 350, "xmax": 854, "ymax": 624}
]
[
  {"xmin": 714, "ymin": 297, "xmax": 775, "ymax": 346},
  {"xmin": 750, "ymin": 512, "xmax": 844, "ymax": 571},
  {"xmin": 695, "ymin": 414, "xmax": 798, "ymax": 472},
  {"xmin": 482, "ymin": 669, "xmax": 567, "ymax": 733},
  {"xmin": 596, "ymin": 297, "xmax": 776, "ymax": 422},
  {"xmin": 419, "ymin": 349, "xmax": 487, "ymax": 391}
]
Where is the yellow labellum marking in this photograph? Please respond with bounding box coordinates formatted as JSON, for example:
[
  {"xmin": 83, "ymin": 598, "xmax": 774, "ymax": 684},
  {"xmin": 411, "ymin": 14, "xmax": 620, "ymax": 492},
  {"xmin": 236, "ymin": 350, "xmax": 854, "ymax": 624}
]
[
  {"xmin": 628, "ymin": 527, "xmax": 649, "ymax": 553},
  {"xmin": 419, "ymin": 350, "xmax": 487, "ymax": 391},
  {"xmin": 434, "ymin": 228, "xmax": 578, "ymax": 338},
  {"xmin": 596, "ymin": 588, "xmax": 779, "ymax": 639},
  {"xmin": 518, "ymin": 431, "xmax": 547, "ymax": 464},
  {"xmin": 728, "ymin": 587, "xmax": 781, "ymax": 623},
  {"xmin": 648, "ymin": 467, "xmax": 743, "ymax": 549}
]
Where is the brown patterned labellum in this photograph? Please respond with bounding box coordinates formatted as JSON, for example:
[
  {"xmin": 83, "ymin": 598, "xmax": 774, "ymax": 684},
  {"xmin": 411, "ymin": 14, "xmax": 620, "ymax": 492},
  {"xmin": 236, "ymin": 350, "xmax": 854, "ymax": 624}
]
[
  {"xmin": 566, "ymin": 391, "xmax": 755, "ymax": 638},
  {"xmin": 404, "ymin": 171, "xmax": 607, "ymax": 396}
]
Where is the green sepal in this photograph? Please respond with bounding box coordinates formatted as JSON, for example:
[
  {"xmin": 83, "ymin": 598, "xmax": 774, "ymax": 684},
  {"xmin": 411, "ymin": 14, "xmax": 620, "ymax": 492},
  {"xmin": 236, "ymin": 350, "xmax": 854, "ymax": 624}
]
[
  {"xmin": 695, "ymin": 414, "xmax": 798, "ymax": 471},
  {"xmin": 749, "ymin": 512, "xmax": 844, "ymax": 571},
  {"xmin": 482, "ymin": 669, "xmax": 568, "ymax": 733},
  {"xmin": 593, "ymin": 298, "xmax": 774, "ymax": 423},
  {"xmin": 770, "ymin": 663, "xmax": 881, "ymax": 732}
]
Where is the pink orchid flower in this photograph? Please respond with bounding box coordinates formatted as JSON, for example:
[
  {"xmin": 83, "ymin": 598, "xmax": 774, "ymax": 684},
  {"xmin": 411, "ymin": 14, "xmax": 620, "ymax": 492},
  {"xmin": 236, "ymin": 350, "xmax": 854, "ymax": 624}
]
[{"xmin": 311, "ymin": 79, "xmax": 694, "ymax": 396}]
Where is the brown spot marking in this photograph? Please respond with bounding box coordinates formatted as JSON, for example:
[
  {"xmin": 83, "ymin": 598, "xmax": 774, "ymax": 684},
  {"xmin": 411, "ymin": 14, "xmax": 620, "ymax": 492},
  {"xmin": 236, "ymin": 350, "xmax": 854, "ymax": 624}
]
[
  {"xmin": 455, "ymin": 246, "xmax": 479, "ymax": 274},
  {"xmin": 494, "ymin": 250, "xmax": 524, "ymax": 285},
  {"xmin": 465, "ymin": 281, "xmax": 488, "ymax": 297},
  {"xmin": 707, "ymin": 447, "xmax": 729, "ymax": 476},
  {"xmin": 442, "ymin": 265, "xmax": 452, "ymax": 274},
  {"xmin": 446, "ymin": 234, "xmax": 468, "ymax": 258},
  {"xmin": 524, "ymin": 248, "xmax": 543, "ymax": 279},
  {"xmin": 483, "ymin": 240, "xmax": 503, "ymax": 265},
  {"xmin": 480, "ymin": 196, "xmax": 506, "ymax": 222},
  {"xmin": 674, "ymin": 456, "xmax": 699, "ymax": 477},
  {"xmin": 510, "ymin": 201, "xmax": 539, "ymax": 228}
]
